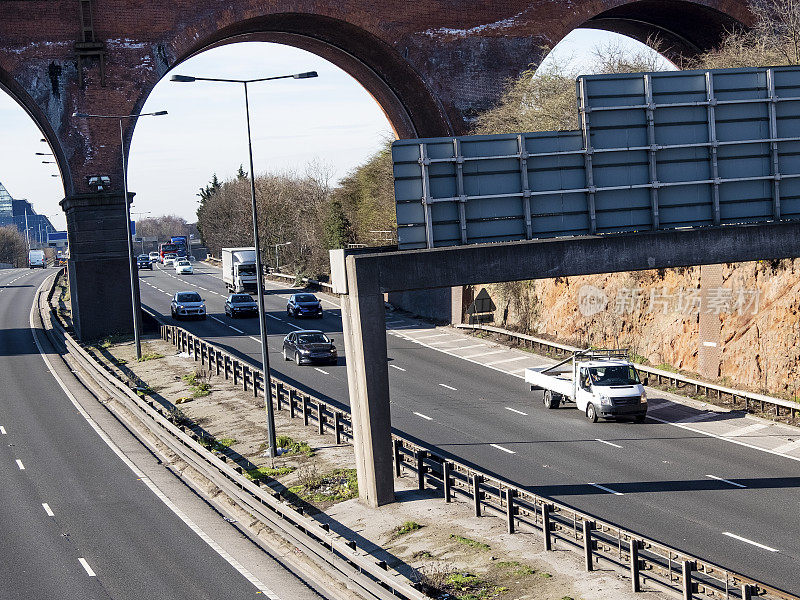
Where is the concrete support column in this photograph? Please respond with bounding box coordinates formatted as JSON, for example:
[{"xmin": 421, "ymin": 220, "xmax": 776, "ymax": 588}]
[
  {"xmin": 341, "ymin": 255, "xmax": 394, "ymax": 507},
  {"xmin": 61, "ymin": 192, "xmax": 137, "ymax": 341}
]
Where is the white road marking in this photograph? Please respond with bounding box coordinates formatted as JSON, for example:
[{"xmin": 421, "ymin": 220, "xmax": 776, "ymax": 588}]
[
  {"xmin": 413, "ymin": 412, "xmax": 433, "ymax": 421},
  {"xmin": 266, "ymin": 314, "xmax": 283, "ymax": 322},
  {"xmin": 722, "ymin": 532, "xmax": 778, "ymax": 552},
  {"xmin": 723, "ymin": 423, "xmax": 770, "ymax": 437},
  {"xmin": 505, "ymin": 407, "xmax": 528, "ymax": 416},
  {"xmin": 15, "ymin": 459, "xmax": 24, "ymax": 470},
  {"xmin": 706, "ymin": 474, "xmax": 747, "ymax": 488},
  {"xmin": 487, "ymin": 356, "xmax": 530, "ymax": 365},
  {"xmin": 286, "ymin": 323, "xmax": 302, "ymax": 330},
  {"xmin": 78, "ymin": 558, "xmax": 96, "ymax": 576},
  {"xmin": 439, "ymin": 383, "xmax": 457, "ymax": 391},
  {"xmin": 490, "ymin": 443, "xmax": 515, "ymax": 454},
  {"xmin": 42, "ymin": 503, "xmax": 54, "ymax": 516},
  {"xmin": 595, "ymin": 439, "xmax": 623, "ymax": 449},
  {"xmin": 0, "ymin": 426, "xmax": 5, "ymax": 434},
  {"xmin": 229, "ymin": 326, "xmax": 244, "ymax": 334},
  {"xmin": 772, "ymin": 439, "xmax": 800, "ymax": 454},
  {"xmin": 314, "ymin": 368, "xmax": 329, "ymax": 375},
  {"xmin": 449, "ymin": 343, "xmax": 487, "ymax": 352},
  {"xmin": 462, "ymin": 349, "xmax": 506, "ymax": 359},
  {"xmin": 589, "ymin": 482, "xmax": 623, "ymax": 496},
  {"xmin": 675, "ymin": 412, "xmax": 719, "ymax": 424},
  {"xmin": 390, "ymin": 365, "xmax": 406, "ymax": 371},
  {"xmin": 29, "ymin": 279, "xmax": 281, "ymax": 599},
  {"xmin": 249, "ymin": 336, "xmax": 261, "ymax": 343},
  {"xmin": 210, "ymin": 316, "xmax": 225, "ymax": 324},
  {"xmin": 414, "ymin": 333, "xmax": 450, "ymax": 340}
]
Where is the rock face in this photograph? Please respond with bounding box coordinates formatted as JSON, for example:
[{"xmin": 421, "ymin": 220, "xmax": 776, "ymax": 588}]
[{"xmin": 480, "ymin": 260, "xmax": 800, "ymax": 398}]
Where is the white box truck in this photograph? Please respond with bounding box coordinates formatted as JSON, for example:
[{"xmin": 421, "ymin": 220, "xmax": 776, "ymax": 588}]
[
  {"xmin": 28, "ymin": 249, "xmax": 46, "ymax": 269},
  {"xmin": 525, "ymin": 349, "xmax": 648, "ymax": 422},
  {"xmin": 221, "ymin": 247, "xmax": 258, "ymax": 293}
]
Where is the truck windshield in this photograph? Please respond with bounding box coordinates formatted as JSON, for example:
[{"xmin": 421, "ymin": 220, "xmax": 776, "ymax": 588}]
[
  {"xmin": 589, "ymin": 366, "xmax": 640, "ymax": 386},
  {"xmin": 238, "ymin": 264, "xmax": 256, "ymax": 275}
]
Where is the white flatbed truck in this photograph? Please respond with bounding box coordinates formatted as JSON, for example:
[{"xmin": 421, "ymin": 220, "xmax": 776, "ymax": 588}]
[{"xmin": 525, "ymin": 349, "xmax": 648, "ymax": 422}]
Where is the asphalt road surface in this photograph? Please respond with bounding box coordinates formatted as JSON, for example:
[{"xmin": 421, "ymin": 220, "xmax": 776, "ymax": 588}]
[
  {"xmin": 0, "ymin": 267, "xmax": 329, "ymax": 600},
  {"xmin": 140, "ymin": 262, "xmax": 799, "ymax": 594}
]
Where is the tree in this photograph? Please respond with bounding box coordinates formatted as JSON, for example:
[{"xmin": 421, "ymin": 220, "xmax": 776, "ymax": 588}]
[
  {"xmin": 323, "ymin": 199, "xmax": 352, "ymax": 249},
  {"xmin": 0, "ymin": 226, "xmax": 28, "ymax": 267},
  {"xmin": 236, "ymin": 164, "xmax": 247, "ymax": 180}
]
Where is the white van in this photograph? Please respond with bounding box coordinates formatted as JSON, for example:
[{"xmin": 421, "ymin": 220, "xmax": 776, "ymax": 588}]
[{"xmin": 28, "ymin": 249, "xmax": 46, "ymax": 269}]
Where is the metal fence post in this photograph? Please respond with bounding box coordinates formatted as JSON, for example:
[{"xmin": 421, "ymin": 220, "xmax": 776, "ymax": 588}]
[
  {"xmin": 302, "ymin": 395, "xmax": 309, "ymax": 426},
  {"xmin": 242, "ymin": 366, "xmax": 248, "ymax": 392},
  {"xmin": 682, "ymin": 560, "xmax": 694, "ymax": 600},
  {"xmin": 630, "ymin": 539, "xmax": 640, "ymax": 592},
  {"xmin": 289, "ymin": 389, "xmax": 296, "ymax": 419},
  {"xmin": 472, "ymin": 474, "xmax": 482, "ymax": 517},
  {"xmin": 276, "ymin": 383, "xmax": 284, "ymax": 410},
  {"xmin": 741, "ymin": 584, "xmax": 753, "ymax": 600},
  {"xmin": 334, "ymin": 413, "xmax": 342, "ymax": 445},
  {"xmin": 542, "ymin": 503, "xmax": 552, "ymax": 550},
  {"xmin": 252, "ymin": 370, "xmax": 259, "ymax": 398},
  {"xmin": 417, "ymin": 450, "xmax": 427, "ymax": 490},
  {"xmin": 443, "ymin": 461, "xmax": 452, "ymax": 502},
  {"xmin": 506, "ymin": 489, "xmax": 516, "ymax": 533},
  {"xmin": 232, "ymin": 360, "xmax": 239, "ymax": 386},
  {"xmin": 583, "ymin": 521, "xmax": 595, "ymax": 571},
  {"xmin": 393, "ymin": 439, "xmax": 403, "ymax": 477},
  {"xmin": 318, "ymin": 404, "xmax": 325, "ymax": 435}
]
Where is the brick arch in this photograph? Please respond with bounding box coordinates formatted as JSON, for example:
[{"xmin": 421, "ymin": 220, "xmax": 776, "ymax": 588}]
[
  {"xmin": 131, "ymin": 13, "xmax": 453, "ymax": 141},
  {"xmin": 575, "ymin": 0, "xmax": 752, "ymax": 60},
  {"xmin": 0, "ymin": 68, "xmax": 70, "ymax": 195}
]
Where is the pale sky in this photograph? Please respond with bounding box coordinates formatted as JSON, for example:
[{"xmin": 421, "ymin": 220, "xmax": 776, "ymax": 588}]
[{"xmin": 0, "ymin": 30, "xmax": 669, "ymax": 231}]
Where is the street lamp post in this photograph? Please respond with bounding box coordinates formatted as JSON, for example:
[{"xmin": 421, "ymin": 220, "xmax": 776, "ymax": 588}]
[
  {"xmin": 171, "ymin": 70, "xmax": 317, "ymax": 458},
  {"xmin": 72, "ymin": 110, "xmax": 167, "ymax": 360},
  {"xmin": 274, "ymin": 241, "xmax": 292, "ymax": 271}
]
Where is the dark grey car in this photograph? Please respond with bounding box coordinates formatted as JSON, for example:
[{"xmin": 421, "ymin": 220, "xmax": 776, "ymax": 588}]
[
  {"xmin": 224, "ymin": 293, "xmax": 258, "ymax": 318},
  {"xmin": 286, "ymin": 293, "xmax": 323, "ymax": 318},
  {"xmin": 282, "ymin": 330, "xmax": 337, "ymax": 365}
]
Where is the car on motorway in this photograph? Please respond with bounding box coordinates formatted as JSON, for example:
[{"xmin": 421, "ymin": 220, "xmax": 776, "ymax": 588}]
[
  {"xmin": 136, "ymin": 254, "xmax": 153, "ymax": 270},
  {"xmin": 163, "ymin": 253, "xmax": 178, "ymax": 266},
  {"xmin": 174, "ymin": 259, "xmax": 193, "ymax": 274},
  {"xmin": 282, "ymin": 330, "xmax": 337, "ymax": 365},
  {"xmin": 287, "ymin": 293, "xmax": 323, "ymax": 318},
  {"xmin": 224, "ymin": 293, "xmax": 259, "ymax": 318},
  {"xmin": 149, "ymin": 251, "xmax": 160, "ymax": 263},
  {"xmin": 170, "ymin": 291, "xmax": 206, "ymax": 320}
]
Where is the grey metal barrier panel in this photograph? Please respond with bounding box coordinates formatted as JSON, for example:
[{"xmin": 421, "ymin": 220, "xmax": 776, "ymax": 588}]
[{"xmin": 393, "ymin": 65, "xmax": 800, "ymax": 249}]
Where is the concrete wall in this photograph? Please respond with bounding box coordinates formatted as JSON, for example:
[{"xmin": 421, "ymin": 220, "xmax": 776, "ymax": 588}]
[{"xmin": 387, "ymin": 287, "xmax": 453, "ymax": 322}]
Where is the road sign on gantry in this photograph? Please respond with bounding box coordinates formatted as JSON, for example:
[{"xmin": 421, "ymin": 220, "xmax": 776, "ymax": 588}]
[{"xmin": 392, "ymin": 65, "xmax": 800, "ymax": 249}]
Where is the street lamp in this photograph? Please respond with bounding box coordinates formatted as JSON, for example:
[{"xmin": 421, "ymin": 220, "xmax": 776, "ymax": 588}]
[
  {"xmin": 35, "ymin": 152, "xmax": 54, "ymax": 156},
  {"xmin": 274, "ymin": 241, "xmax": 292, "ymax": 271},
  {"xmin": 72, "ymin": 109, "xmax": 168, "ymax": 360},
  {"xmin": 171, "ymin": 70, "xmax": 317, "ymax": 458}
]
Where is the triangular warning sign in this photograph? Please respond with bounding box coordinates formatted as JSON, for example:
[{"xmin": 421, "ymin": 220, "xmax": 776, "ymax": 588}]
[{"xmin": 466, "ymin": 288, "xmax": 496, "ymax": 314}]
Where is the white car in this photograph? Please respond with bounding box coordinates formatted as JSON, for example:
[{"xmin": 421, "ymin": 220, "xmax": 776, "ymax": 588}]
[
  {"xmin": 148, "ymin": 251, "xmax": 159, "ymax": 263},
  {"xmin": 163, "ymin": 253, "xmax": 177, "ymax": 266},
  {"xmin": 175, "ymin": 259, "xmax": 193, "ymax": 274}
]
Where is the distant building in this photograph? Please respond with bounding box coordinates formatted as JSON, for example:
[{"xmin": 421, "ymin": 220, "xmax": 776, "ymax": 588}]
[{"xmin": 0, "ymin": 181, "xmax": 56, "ymax": 247}]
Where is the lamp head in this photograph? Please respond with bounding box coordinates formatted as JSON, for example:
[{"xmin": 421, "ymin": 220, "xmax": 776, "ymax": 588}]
[
  {"xmin": 170, "ymin": 75, "xmax": 196, "ymax": 83},
  {"xmin": 293, "ymin": 71, "xmax": 318, "ymax": 79}
]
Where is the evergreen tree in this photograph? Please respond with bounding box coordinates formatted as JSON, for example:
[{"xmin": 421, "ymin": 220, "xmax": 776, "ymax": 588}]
[{"xmin": 323, "ymin": 199, "xmax": 352, "ymax": 250}]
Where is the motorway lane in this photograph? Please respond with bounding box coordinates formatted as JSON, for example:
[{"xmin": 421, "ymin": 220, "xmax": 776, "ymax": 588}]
[
  {"xmin": 0, "ymin": 267, "xmax": 325, "ymax": 600},
  {"xmin": 141, "ymin": 264, "xmax": 799, "ymax": 591}
]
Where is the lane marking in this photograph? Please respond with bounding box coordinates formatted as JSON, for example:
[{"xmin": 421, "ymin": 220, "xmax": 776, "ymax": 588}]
[
  {"xmin": 487, "ymin": 356, "xmax": 530, "ymax": 366},
  {"xmin": 389, "ymin": 365, "xmax": 406, "ymax": 371},
  {"xmin": 723, "ymin": 423, "xmax": 770, "ymax": 437},
  {"xmin": 314, "ymin": 368, "xmax": 329, "ymax": 375},
  {"xmin": 78, "ymin": 558, "xmax": 96, "ymax": 577},
  {"xmin": 413, "ymin": 412, "xmax": 433, "ymax": 421},
  {"xmin": 722, "ymin": 532, "xmax": 778, "ymax": 552},
  {"xmin": 449, "ymin": 343, "xmax": 487, "ymax": 352},
  {"xmin": 438, "ymin": 383, "xmax": 457, "ymax": 391},
  {"xmin": 675, "ymin": 412, "xmax": 719, "ymax": 424},
  {"xmin": 706, "ymin": 474, "xmax": 747, "ymax": 488},
  {"xmin": 505, "ymin": 407, "xmax": 528, "ymax": 416},
  {"xmin": 229, "ymin": 326, "xmax": 244, "ymax": 334},
  {"xmin": 595, "ymin": 439, "xmax": 623, "ymax": 449},
  {"xmin": 16, "ymin": 459, "xmax": 25, "ymax": 470},
  {"xmin": 248, "ymin": 336, "xmax": 261, "ymax": 343},
  {"xmin": 266, "ymin": 314, "xmax": 283, "ymax": 322},
  {"xmin": 490, "ymin": 443, "xmax": 515, "ymax": 454},
  {"xmin": 462, "ymin": 349, "xmax": 506, "ymax": 359},
  {"xmin": 210, "ymin": 316, "xmax": 225, "ymax": 324},
  {"xmin": 0, "ymin": 426, "xmax": 5, "ymax": 434},
  {"xmin": 286, "ymin": 323, "xmax": 302, "ymax": 330},
  {"xmin": 29, "ymin": 279, "xmax": 281, "ymax": 599},
  {"xmin": 42, "ymin": 503, "xmax": 54, "ymax": 516},
  {"xmin": 772, "ymin": 439, "xmax": 800, "ymax": 454},
  {"xmin": 588, "ymin": 482, "xmax": 623, "ymax": 496},
  {"xmin": 414, "ymin": 333, "xmax": 450, "ymax": 340}
]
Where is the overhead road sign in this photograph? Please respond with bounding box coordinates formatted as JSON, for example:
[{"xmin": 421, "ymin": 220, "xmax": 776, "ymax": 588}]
[{"xmin": 393, "ymin": 65, "xmax": 800, "ymax": 249}]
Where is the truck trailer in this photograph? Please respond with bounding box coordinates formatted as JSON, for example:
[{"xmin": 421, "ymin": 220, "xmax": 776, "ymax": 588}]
[
  {"xmin": 525, "ymin": 349, "xmax": 648, "ymax": 422},
  {"xmin": 221, "ymin": 247, "xmax": 258, "ymax": 293}
]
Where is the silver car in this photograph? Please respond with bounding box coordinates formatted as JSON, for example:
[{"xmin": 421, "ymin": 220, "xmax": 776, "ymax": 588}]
[{"xmin": 170, "ymin": 291, "xmax": 206, "ymax": 320}]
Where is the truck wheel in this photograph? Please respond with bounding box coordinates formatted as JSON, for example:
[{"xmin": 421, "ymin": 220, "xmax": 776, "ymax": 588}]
[
  {"xmin": 543, "ymin": 390, "xmax": 554, "ymax": 409},
  {"xmin": 586, "ymin": 403, "xmax": 598, "ymax": 423}
]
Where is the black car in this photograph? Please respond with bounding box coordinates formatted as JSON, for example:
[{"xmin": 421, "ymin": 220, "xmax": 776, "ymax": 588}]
[
  {"xmin": 287, "ymin": 293, "xmax": 323, "ymax": 318},
  {"xmin": 136, "ymin": 254, "xmax": 153, "ymax": 270},
  {"xmin": 224, "ymin": 293, "xmax": 259, "ymax": 318},
  {"xmin": 282, "ymin": 330, "xmax": 337, "ymax": 365}
]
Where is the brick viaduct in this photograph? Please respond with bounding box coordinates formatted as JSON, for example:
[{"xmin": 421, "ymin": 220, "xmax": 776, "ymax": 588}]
[{"xmin": 0, "ymin": 0, "xmax": 751, "ymax": 338}]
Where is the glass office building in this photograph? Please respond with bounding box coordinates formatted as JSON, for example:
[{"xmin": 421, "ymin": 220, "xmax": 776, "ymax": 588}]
[{"xmin": 0, "ymin": 181, "xmax": 56, "ymax": 246}]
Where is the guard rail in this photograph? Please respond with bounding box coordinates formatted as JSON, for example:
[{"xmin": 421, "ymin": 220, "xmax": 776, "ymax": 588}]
[
  {"xmin": 155, "ymin": 318, "xmax": 795, "ymax": 600},
  {"xmin": 456, "ymin": 323, "xmax": 800, "ymax": 420}
]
